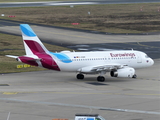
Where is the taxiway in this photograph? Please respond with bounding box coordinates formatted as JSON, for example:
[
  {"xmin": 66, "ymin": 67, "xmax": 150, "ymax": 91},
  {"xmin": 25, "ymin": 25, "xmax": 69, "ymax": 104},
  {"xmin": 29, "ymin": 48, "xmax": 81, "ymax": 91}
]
[
  {"xmin": 0, "ymin": 20, "xmax": 160, "ymax": 120},
  {"xmin": 0, "ymin": 59, "xmax": 160, "ymax": 120}
]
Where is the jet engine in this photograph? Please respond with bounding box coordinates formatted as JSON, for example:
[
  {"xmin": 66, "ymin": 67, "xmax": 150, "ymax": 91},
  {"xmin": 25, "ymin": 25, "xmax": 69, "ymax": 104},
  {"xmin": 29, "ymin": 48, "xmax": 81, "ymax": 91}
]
[{"xmin": 110, "ymin": 67, "xmax": 135, "ymax": 78}]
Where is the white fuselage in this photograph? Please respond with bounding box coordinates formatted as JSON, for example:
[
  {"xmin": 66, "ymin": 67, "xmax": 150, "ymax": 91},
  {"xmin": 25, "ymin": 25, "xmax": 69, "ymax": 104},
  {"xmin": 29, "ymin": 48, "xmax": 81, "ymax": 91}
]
[{"xmin": 51, "ymin": 50, "xmax": 154, "ymax": 72}]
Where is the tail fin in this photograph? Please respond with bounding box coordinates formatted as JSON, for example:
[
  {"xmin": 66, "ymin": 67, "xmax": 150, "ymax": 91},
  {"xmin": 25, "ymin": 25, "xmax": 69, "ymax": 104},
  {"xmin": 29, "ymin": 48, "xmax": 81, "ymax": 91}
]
[
  {"xmin": 6, "ymin": 24, "xmax": 60, "ymax": 71},
  {"xmin": 20, "ymin": 24, "xmax": 49, "ymax": 55}
]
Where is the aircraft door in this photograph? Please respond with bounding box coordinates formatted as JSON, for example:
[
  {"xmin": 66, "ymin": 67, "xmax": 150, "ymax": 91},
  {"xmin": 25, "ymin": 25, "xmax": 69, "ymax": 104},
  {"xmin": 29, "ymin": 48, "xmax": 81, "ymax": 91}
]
[{"xmin": 137, "ymin": 52, "xmax": 142, "ymax": 63}]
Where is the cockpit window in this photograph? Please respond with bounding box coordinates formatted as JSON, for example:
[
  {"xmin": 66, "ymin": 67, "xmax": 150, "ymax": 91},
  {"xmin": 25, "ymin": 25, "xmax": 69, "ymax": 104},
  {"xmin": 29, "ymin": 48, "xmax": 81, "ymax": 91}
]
[
  {"xmin": 145, "ymin": 55, "xmax": 149, "ymax": 58},
  {"xmin": 96, "ymin": 116, "xmax": 105, "ymax": 120},
  {"xmin": 96, "ymin": 118, "xmax": 101, "ymax": 120}
]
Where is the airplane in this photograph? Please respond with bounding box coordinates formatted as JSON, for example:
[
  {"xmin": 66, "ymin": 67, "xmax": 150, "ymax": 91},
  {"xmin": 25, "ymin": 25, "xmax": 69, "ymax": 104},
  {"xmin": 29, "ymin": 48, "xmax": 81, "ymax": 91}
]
[{"xmin": 6, "ymin": 24, "xmax": 154, "ymax": 82}]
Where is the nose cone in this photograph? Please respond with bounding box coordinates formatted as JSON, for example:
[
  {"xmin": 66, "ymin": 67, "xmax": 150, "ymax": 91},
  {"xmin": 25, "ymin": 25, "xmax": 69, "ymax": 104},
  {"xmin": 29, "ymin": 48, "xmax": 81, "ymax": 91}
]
[{"xmin": 150, "ymin": 58, "xmax": 154, "ymax": 66}]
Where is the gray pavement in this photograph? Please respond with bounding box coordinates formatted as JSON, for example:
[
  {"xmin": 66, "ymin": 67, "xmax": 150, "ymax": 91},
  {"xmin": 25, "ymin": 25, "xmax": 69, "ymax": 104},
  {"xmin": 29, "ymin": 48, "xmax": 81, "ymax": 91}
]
[{"xmin": 0, "ymin": 59, "xmax": 160, "ymax": 120}]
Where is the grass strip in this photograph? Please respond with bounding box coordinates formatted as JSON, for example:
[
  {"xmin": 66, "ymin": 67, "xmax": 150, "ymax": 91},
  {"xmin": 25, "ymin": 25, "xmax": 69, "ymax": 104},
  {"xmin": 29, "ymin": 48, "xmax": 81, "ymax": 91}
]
[{"xmin": 0, "ymin": 3, "xmax": 160, "ymax": 33}]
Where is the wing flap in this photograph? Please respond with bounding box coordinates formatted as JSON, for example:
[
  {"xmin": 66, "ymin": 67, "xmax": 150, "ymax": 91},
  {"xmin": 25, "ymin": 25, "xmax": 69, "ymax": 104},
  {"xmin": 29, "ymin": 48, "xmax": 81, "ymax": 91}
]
[{"xmin": 91, "ymin": 63, "xmax": 124, "ymax": 72}]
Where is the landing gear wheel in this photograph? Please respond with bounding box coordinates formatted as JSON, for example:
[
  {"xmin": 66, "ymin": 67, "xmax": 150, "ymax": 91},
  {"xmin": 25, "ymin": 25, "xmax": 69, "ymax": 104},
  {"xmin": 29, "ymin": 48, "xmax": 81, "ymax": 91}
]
[
  {"xmin": 97, "ymin": 76, "xmax": 105, "ymax": 82},
  {"xmin": 132, "ymin": 74, "xmax": 137, "ymax": 78},
  {"xmin": 76, "ymin": 74, "xmax": 84, "ymax": 79}
]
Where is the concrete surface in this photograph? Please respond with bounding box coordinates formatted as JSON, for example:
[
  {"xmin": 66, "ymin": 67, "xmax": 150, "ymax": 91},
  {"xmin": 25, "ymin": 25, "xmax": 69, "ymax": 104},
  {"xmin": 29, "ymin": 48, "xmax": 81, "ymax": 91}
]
[{"xmin": 0, "ymin": 59, "xmax": 159, "ymax": 120}]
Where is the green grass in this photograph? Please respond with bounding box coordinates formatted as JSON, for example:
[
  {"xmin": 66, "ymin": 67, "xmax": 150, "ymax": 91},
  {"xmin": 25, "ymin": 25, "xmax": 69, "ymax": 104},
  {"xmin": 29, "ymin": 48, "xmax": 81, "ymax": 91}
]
[
  {"xmin": 0, "ymin": 3, "xmax": 160, "ymax": 33},
  {"xmin": 0, "ymin": 33, "xmax": 72, "ymax": 73}
]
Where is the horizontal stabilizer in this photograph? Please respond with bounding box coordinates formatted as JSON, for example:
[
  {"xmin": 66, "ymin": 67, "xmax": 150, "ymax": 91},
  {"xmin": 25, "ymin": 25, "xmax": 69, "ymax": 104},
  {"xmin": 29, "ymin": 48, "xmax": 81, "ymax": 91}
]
[
  {"xmin": 27, "ymin": 58, "xmax": 41, "ymax": 61},
  {"xmin": 6, "ymin": 55, "xmax": 18, "ymax": 58}
]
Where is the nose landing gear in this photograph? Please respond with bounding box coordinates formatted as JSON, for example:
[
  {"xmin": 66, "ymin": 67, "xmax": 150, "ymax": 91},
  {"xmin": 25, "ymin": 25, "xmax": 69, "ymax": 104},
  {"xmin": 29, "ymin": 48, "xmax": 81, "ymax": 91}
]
[{"xmin": 132, "ymin": 74, "xmax": 137, "ymax": 78}]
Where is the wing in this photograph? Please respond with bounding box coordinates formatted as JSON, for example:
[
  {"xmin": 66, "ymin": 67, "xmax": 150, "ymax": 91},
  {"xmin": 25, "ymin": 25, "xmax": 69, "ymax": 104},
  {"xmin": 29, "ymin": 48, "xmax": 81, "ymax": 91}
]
[
  {"xmin": 91, "ymin": 63, "xmax": 127, "ymax": 72},
  {"xmin": 78, "ymin": 63, "xmax": 128, "ymax": 73}
]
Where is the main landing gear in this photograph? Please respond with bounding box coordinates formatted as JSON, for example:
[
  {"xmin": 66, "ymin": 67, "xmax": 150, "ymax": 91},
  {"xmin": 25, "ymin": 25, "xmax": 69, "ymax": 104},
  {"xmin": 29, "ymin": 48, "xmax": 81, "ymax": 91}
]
[
  {"xmin": 76, "ymin": 74, "xmax": 84, "ymax": 79},
  {"xmin": 97, "ymin": 71, "xmax": 106, "ymax": 82},
  {"xmin": 97, "ymin": 76, "xmax": 105, "ymax": 82},
  {"xmin": 76, "ymin": 74, "xmax": 105, "ymax": 82}
]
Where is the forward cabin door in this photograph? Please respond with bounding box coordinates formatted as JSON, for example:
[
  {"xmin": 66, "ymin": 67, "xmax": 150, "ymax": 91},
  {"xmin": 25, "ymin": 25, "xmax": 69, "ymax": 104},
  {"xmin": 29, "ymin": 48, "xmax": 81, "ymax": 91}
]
[{"xmin": 137, "ymin": 52, "xmax": 142, "ymax": 63}]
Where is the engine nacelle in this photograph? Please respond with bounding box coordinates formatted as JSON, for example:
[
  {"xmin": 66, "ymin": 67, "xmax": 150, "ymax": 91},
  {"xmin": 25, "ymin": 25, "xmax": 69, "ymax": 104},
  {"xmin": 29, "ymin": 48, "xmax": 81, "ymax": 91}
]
[{"xmin": 110, "ymin": 67, "xmax": 135, "ymax": 78}]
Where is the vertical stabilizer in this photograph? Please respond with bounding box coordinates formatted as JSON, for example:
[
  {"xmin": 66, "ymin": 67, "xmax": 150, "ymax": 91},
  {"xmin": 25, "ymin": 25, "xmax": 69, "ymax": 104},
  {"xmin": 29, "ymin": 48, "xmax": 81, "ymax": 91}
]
[{"xmin": 20, "ymin": 24, "xmax": 49, "ymax": 55}]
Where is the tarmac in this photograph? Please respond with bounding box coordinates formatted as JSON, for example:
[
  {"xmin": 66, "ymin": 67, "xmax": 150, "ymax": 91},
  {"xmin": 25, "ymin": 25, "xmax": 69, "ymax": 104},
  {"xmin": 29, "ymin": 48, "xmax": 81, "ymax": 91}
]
[{"xmin": 0, "ymin": 59, "xmax": 160, "ymax": 120}]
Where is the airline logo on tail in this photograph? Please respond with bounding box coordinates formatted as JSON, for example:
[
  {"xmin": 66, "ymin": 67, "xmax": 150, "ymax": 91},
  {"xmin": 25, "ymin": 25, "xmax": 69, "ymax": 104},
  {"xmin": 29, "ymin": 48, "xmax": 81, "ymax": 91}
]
[
  {"xmin": 20, "ymin": 24, "xmax": 48, "ymax": 55},
  {"xmin": 20, "ymin": 24, "xmax": 36, "ymax": 37},
  {"xmin": 16, "ymin": 24, "xmax": 61, "ymax": 71}
]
